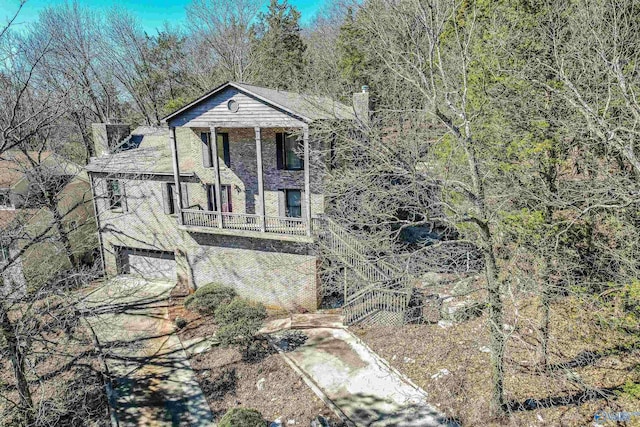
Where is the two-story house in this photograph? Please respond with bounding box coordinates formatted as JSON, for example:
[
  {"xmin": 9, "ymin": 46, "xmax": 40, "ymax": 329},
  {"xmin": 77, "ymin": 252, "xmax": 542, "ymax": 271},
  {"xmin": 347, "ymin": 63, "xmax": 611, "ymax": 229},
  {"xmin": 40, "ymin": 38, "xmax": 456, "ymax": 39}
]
[
  {"xmin": 87, "ymin": 82, "xmax": 360, "ymax": 311},
  {"xmin": 0, "ymin": 151, "xmax": 98, "ymax": 296}
]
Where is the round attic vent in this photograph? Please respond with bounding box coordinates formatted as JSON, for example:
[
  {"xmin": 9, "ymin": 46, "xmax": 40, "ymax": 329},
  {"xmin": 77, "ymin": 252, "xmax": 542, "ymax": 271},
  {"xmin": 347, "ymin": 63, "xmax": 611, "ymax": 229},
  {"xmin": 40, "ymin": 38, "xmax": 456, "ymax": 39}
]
[{"xmin": 227, "ymin": 99, "xmax": 239, "ymax": 113}]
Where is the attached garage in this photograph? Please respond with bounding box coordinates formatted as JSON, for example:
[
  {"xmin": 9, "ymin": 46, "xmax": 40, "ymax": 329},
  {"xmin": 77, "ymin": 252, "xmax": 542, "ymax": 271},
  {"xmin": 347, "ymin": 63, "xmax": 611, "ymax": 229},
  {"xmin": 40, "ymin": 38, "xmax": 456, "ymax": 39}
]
[{"xmin": 118, "ymin": 247, "xmax": 176, "ymax": 281}]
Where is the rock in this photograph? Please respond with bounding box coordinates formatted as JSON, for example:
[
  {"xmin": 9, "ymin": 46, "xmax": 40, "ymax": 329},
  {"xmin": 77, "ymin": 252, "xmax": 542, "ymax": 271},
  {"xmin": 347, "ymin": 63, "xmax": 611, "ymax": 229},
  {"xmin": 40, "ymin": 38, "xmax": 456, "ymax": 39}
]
[
  {"xmin": 438, "ymin": 320, "xmax": 453, "ymax": 328},
  {"xmin": 287, "ymin": 419, "xmax": 295, "ymax": 425},
  {"xmin": 502, "ymin": 323, "xmax": 514, "ymax": 331},
  {"xmin": 256, "ymin": 377, "xmax": 266, "ymax": 391},
  {"xmin": 479, "ymin": 346, "xmax": 491, "ymax": 353},
  {"xmin": 431, "ymin": 368, "xmax": 450, "ymax": 379},
  {"xmin": 392, "ymin": 355, "xmax": 397, "ymax": 360},
  {"xmin": 403, "ymin": 356, "xmax": 415, "ymax": 364}
]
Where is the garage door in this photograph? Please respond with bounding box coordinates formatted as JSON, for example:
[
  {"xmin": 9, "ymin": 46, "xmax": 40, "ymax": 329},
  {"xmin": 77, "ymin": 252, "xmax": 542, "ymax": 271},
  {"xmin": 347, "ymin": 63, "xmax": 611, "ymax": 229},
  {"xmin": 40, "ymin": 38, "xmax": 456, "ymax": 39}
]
[{"xmin": 119, "ymin": 248, "xmax": 176, "ymax": 281}]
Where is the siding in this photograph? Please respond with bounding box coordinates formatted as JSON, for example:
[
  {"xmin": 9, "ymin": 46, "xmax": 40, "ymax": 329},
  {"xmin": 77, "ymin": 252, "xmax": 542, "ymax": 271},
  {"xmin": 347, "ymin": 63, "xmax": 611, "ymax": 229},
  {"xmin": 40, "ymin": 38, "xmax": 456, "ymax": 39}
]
[{"xmin": 168, "ymin": 88, "xmax": 306, "ymax": 128}]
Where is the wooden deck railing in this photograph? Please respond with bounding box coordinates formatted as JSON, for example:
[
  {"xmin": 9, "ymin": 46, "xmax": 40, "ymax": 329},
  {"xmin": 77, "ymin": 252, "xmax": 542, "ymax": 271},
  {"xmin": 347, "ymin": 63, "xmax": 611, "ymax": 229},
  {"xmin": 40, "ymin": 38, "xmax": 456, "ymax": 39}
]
[
  {"xmin": 181, "ymin": 209, "xmax": 308, "ymax": 236},
  {"xmin": 182, "ymin": 209, "xmax": 220, "ymax": 228}
]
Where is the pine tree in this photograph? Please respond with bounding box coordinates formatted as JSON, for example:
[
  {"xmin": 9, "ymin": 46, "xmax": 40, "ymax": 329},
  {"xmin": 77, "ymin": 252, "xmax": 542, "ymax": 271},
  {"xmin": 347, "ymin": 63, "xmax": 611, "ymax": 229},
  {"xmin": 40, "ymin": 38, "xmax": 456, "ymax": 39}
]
[
  {"xmin": 336, "ymin": 7, "xmax": 368, "ymax": 87},
  {"xmin": 251, "ymin": 0, "xmax": 306, "ymax": 90}
]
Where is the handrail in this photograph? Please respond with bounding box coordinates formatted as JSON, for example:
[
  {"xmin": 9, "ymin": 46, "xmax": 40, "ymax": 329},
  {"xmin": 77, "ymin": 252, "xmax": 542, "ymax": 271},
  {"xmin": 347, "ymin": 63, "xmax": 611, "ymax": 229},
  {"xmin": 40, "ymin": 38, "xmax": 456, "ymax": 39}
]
[
  {"xmin": 314, "ymin": 217, "xmax": 394, "ymax": 285},
  {"xmin": 181, "ymin": 209, "xmax": 307, "ymax": 236},
  {"xmin": 342, "ymin": 287, "xmax": 411, "ymax": 325}
]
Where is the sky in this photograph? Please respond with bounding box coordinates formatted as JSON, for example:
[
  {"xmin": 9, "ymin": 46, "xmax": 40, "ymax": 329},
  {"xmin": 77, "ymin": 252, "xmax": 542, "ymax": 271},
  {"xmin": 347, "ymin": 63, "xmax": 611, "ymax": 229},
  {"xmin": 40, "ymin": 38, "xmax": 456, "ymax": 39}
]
[{"xmin": 1, "ymin": 0, "xmax": 326, "ymax": 34}]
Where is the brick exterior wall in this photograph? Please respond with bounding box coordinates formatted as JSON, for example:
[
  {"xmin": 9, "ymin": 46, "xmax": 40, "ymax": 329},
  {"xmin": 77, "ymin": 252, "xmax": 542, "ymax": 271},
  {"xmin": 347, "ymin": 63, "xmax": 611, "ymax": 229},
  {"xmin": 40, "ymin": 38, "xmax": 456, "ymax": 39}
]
[
  {"xmin": 177, "ymin": 127, "xmax": 324, "ymax": 216},
  {"xmin": 93, "ymin": 126, "xmax": 326, "ymax": 312}
]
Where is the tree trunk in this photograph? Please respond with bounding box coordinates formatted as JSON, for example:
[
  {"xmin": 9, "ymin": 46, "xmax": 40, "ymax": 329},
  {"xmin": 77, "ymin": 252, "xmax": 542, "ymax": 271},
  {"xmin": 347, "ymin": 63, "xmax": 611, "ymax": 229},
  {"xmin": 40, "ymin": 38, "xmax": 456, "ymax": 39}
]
[
  {"xmin": 539, "ymin": 267, "xmax": 551, "ymax": 368},
  {"xmin": 0, "ymin": 306, "xmax": 33, "ymax": 424},
  {"xmin": 479, "ymin": 224, "xmax": 505, "ymax": 412}
]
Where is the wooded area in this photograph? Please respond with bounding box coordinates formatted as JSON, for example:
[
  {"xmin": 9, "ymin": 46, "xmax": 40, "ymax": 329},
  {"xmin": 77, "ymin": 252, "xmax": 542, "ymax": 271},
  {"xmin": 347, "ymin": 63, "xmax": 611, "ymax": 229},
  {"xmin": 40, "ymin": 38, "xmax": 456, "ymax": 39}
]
[{"xmin": 1, "ymin": 0, "xmax": 640, "ymax": 425}]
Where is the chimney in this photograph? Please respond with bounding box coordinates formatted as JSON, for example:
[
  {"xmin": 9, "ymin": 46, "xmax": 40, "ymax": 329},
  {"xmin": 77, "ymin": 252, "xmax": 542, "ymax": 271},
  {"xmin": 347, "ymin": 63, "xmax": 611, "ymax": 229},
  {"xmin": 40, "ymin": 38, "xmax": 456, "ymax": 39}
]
[
  {"xmin": 91, "ymin": 123, "xmax": 131, "ymax": 157},
  {"xmin": 353, "ymin": 85, "xmax": 370, "ymax": 126}
]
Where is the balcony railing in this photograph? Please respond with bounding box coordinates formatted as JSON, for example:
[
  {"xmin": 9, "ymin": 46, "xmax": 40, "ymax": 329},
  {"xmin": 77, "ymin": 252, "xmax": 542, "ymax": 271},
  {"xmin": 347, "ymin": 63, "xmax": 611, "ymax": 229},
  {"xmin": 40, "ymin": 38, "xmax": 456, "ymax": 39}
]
[{"xmin": 181, "ymin": 209, "xmax": 309, "ymax": 236}]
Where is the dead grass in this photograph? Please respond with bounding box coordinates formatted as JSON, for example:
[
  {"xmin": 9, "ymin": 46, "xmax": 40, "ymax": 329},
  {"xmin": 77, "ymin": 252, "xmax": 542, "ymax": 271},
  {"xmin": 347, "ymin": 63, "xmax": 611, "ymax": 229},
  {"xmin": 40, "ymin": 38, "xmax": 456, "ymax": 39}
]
[{"xmin": 354, "ymin": 296, "xmax": 640, "ymax": 426}]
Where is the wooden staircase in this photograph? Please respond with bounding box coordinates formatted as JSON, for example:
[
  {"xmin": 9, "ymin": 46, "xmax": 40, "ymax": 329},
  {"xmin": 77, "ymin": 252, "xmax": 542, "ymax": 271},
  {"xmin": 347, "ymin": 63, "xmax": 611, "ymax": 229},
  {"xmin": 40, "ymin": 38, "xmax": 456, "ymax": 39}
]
[{"xmin": 313, "ymin": 217, "xmax": 413, "ymax": 326}]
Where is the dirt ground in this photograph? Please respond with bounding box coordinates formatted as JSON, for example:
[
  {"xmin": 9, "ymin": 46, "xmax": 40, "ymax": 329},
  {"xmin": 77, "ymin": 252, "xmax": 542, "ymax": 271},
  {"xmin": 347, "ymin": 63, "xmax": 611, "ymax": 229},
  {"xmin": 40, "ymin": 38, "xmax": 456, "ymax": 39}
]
[
  {"xmin": 353, "ymin": 296, "xmax": 640, "ymax": 427},
  {"xmin": 168, "ymin": 286, "xmax": 341, "ymax": 425}
]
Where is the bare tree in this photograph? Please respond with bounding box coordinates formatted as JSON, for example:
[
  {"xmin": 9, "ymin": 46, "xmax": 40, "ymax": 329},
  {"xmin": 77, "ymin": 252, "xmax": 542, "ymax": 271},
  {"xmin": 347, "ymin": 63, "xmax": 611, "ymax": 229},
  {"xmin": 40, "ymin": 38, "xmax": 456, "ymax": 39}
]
[{"xmin": 186, "ymin": 0, "xmax": 261, "ymax": 82}]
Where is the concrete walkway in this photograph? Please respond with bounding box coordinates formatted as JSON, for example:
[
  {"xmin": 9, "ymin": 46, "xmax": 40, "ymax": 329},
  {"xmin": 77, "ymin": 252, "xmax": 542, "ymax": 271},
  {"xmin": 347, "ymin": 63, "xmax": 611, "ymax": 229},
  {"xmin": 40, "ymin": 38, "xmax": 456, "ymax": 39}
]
[
  {"xmin": 270, "ymin": 316, "xmax": 455, "ymax": 427},
  {"xmin": 81, "ymin": 277, "xmax": 213, "ymax": 426}
]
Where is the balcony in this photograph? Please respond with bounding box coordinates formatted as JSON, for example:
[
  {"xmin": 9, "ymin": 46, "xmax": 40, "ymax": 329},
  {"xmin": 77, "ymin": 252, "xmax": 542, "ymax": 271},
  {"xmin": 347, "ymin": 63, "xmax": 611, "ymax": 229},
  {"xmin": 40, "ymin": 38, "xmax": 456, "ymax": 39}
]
[{"xmin": 179, "ymin": 209, "xmax": 314, "ymax": 242}]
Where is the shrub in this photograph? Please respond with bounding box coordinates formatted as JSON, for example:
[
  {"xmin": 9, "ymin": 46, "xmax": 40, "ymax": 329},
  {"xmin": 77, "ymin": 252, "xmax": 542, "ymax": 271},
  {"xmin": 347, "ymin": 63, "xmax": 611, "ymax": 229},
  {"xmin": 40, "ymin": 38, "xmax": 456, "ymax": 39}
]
[
  {"xmin": 218, "ymin": 407, "xmax": 265, "ymax": 427},
  {"xmin": 214, "ymin": 298, "xmax": 267, "ymax": 350},
  {"xmin": 184, "ymin": 283, "xmax": 237, "ymax": 315},
  {"xmin": 174, "ymin": 317, "xmax": 187, "ymax": 329}
]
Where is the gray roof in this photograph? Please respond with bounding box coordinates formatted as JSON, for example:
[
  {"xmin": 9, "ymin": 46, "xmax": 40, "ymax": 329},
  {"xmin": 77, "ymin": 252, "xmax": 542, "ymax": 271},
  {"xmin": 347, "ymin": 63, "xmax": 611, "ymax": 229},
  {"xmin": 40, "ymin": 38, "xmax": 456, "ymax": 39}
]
[
  {"xmin": 162, "ymin": 81, "xmax": 355, "ymax": 124},
  {"xmin": 86, "ymin": 127, "xmax": 193, "ymax": 176}
]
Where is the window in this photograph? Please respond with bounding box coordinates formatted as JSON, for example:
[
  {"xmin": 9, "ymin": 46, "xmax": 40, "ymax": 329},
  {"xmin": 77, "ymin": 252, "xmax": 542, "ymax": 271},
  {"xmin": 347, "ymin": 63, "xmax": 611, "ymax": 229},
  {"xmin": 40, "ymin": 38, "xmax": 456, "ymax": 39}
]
[
  {"xmin": 201, "ymin": 132, "xmax": 230, "ymax": 168},
  {"xmin": 166, "ymin": 183, "xmax": 178, "ymax": 214},
  {"xmin": 276, "ymin": 133, "xmax": 304, "ymax": 170},
  {"xmin": 207, "ymin": 184, "xmax": 232, "ymax": 212},
  {"xmin": 107, "ymin": 179, "xmax": 123, "ymax": 210},
  {"xmin": 285, "ymin": 189, "xmax": 302, "ymax": 218},
  {"xmin": 163, "ymin": 182, "xmax": 188, "ymax": 215},
  {"xmin": 0, "ymin": 245, "xmax": 8, "ymax": 262}
]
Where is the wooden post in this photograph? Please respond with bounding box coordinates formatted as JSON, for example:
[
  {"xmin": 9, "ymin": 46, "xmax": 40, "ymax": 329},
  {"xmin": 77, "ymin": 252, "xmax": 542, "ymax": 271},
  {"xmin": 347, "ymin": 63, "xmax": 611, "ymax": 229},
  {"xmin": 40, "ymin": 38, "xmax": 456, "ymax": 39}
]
[
  {"xmin": 255, "ymin": 127, "xmax": 266, "ymax": 232},
  {"xmin": 210, "ymin": 126, "xmax": 223, "ymax": 228},
  {"xmin": 303, "ymin": 125, "xmax": 311, "ymax": 236},
  {"xmin": 170, "ymin": 127, "xmax": 183, "ymax": 224}
]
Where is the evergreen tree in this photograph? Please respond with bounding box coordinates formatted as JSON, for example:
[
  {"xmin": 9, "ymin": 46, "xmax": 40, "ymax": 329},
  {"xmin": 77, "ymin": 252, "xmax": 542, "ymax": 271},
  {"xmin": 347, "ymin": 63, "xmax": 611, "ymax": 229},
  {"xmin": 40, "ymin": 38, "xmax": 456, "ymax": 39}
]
[
  {"xmin": 251, "ymin": 0, "xmax": 306, "ymax": 90},
  {"xmin": 336, "ymin": 7, "xmax": 368, "ymax": 87}
]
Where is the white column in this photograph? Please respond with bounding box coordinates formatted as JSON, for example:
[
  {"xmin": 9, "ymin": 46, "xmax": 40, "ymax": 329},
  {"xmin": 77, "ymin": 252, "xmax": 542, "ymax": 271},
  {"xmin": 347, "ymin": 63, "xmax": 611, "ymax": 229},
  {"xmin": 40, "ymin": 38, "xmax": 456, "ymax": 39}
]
[
  {"xmin": 303, "ymin": 125, "xmax": 311, "ymax": 236},
  {"xmin": 170, "ymin": 127, "xmax": 183, "ymax": 224},
  {"xmin": 255, "ymin": 127, "xmax": 266, "ymax": 232},
  {"xmin": 210, "ymin": 126, "xmax": 223, "ymax": 228}
]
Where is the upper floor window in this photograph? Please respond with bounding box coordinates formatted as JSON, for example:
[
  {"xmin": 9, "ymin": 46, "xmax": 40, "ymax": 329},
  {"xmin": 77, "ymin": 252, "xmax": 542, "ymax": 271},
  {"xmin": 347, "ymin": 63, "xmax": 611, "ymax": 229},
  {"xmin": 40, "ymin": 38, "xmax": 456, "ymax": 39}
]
[
  {"xmin": 201, "ymin": 132, "xmax": 230, "ymax": 168},
  {"xmin": 276, "ymin": 133, "xmax": 304, "ymax": 170},
  {"xmin": 165, "ymin": 183, "xmax": 178, "ymax": 215},
  {"xmin": 107, "ymin": 179, "xmax": 124, "ymax": 211}
]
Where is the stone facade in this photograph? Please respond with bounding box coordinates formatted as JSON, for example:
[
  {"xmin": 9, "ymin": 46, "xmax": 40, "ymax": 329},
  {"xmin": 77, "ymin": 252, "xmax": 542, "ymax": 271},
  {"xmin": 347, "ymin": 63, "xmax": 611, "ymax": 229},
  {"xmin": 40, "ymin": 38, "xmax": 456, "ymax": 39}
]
[
  {"xmin": 92, "ymin": 126, "xmax": 325, "ymax": 312},
  {"xmin": 94, "ymin": 173, "xmax": 320, "ymax": 311}
]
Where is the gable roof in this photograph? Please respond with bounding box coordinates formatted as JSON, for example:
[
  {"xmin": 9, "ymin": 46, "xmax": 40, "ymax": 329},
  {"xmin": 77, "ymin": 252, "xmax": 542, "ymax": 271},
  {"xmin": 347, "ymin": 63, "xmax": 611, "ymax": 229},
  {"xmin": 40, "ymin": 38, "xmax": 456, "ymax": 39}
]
[{"xmin": 162, "ymin": 81, "xmax": 355, "ymax": 125}]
